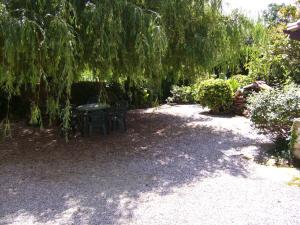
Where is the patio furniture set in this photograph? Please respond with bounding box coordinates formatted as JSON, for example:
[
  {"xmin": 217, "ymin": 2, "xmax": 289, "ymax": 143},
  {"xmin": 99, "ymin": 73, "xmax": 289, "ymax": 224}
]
[{"xmin": 67, "ymin": 99, "xmax": 128, "ymax": 137}]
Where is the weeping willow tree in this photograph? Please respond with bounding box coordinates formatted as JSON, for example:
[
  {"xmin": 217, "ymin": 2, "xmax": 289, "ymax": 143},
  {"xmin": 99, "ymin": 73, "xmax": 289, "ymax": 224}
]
[
  {"xmin": 0, "ymin": 1, "xmax": 80, "ymax": 133},
  {"xmin": 160, "ymin": 2, "xmax": 253, "ymax": 79},
  {"xmin": 0, "ymin": 0, "xmax": 254, "ymax": 134}
]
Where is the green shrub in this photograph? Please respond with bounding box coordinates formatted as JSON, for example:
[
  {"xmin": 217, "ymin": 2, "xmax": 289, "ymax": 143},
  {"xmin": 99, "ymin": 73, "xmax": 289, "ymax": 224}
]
[
  {"xmin": 130, "ymin": 87, "xmax": 154, "ymax": 108},
  {"xmin": 227, "ymin": 75, "xmax": 254, "ymax": 93},
  {"xmin": 195, "ymin": 79, "xmax": 233, "ymax": 113},
  {"xmin": 248, "ymin": 84, "xmax": 300, "ymax": 141},
  {"xmin": 166, "ymin": 85, "xmax": 195, "ymax": 104}
]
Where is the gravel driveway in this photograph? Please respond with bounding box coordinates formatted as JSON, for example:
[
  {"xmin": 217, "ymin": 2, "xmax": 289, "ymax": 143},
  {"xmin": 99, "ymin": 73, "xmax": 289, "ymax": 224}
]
[{"xmin": 1, "ymin": 105, "xmax": 300, "ymax": 225}]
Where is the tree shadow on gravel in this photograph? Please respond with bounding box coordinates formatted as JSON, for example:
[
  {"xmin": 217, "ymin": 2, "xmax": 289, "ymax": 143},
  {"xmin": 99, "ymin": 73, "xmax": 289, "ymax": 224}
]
[{"xmin": 0, "ymin": 106, "xmax": 269, "ymax": 225}]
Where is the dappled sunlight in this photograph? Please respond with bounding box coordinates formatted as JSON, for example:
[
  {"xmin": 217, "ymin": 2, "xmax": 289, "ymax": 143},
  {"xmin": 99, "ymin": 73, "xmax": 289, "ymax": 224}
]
[
  {"xmin": 0, "ymin": 105, "xmax": 290, "ymax": 225},
  {"xmin": 2, "ymin": 211, "xmax": 38, "ymax": 225},
  {"xmin": 288, "ymin": 177, "xmax": 300, "ymax": 187}
]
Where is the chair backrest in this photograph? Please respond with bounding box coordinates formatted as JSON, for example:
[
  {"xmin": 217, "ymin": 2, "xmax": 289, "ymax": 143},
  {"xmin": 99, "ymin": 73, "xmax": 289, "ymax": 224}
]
[
  {"xmin": 109, "ymin": 100, "xmax": 128, "ymax": 118},
  {"xmin": 116, "ymin": 100, "xmax": 128, "ymax": 110},
  {"xmin": 88, "ymin": 110, "xmax": 106, "ymax": 127}
]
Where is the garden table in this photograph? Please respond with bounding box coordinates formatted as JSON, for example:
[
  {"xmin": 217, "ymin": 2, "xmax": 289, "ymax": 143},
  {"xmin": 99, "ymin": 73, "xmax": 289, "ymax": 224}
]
[{"xmin": 77, "ymin": 103, "xmax": 110, "ymax": 136}]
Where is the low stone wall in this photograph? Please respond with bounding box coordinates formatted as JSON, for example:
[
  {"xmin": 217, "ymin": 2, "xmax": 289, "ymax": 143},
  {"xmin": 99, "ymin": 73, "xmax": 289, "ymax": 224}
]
[{"xmin": 292, "ymin": 118, "xmax": 300, "ymax": 159}]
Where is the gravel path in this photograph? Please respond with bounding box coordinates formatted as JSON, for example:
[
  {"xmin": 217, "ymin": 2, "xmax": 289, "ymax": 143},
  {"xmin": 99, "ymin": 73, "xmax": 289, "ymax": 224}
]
[{"xmin": 0, "ymin": 105, "xmax": 300, "ymax": 225}]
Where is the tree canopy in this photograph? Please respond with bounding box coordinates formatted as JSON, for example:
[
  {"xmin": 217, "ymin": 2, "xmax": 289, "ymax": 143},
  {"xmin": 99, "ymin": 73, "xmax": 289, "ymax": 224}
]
[{"xmin": 0, "ymin": 0, "xmax": 254, "ymax": 131}]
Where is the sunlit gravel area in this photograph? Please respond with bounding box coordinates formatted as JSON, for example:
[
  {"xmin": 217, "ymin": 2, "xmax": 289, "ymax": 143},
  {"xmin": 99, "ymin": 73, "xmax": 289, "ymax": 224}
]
[{"xmin": 1, "ymin": 105, "xmax": 300, "ymax": 225}]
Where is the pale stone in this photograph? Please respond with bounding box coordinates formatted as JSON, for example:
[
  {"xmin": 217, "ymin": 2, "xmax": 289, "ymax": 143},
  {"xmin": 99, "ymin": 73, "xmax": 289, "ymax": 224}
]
[
  {"xmin": 294, "ymin": 150, "xmax": 300, "ymax": 160},
  {"xmin": 266, "ymin": 158, "xmax": 277, "ymax": 166},
  {"xmin": 292, "ymin": 118, "xmax": 300, "ymax": 160},
  {"xmin": 241, "ymin": 153, "xmax": 254, "ymax": 161}
]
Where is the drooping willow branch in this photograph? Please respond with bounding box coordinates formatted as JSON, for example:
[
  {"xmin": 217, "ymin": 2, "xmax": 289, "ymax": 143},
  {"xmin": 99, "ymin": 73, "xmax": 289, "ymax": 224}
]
[{"xmin": 0, "ymin": 0, "xmax": 254, "ymax": 133}]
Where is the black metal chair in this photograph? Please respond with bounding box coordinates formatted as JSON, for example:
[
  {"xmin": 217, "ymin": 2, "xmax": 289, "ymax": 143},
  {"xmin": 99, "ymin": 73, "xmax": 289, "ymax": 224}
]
[
  {"xmin": 87, "ymin": 110, "xmax": 108, "ymax": 136},
  {"xmin": 109, "ymin": 100, "xmax": 128, "ymax": 132},
  {"xmin": 77, "ymin": 110, "xmax": 89, "ymax": 137}
]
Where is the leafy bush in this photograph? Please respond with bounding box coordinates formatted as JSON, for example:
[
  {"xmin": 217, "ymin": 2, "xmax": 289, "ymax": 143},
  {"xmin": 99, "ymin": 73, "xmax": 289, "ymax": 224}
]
[
  {"xmin": 227, "ymin": 75, "xmax": 254, "ymax": 93},
  {"xmin": 130, "ymin": 87, "xmax": 155, "ymax": 108},
  {"xmin": 166, "ymin": 85, "xmax": 195, "ymax": 104},
  {"xmin": 247, "ymin": 25, "xmax": 300, "ymax": 86},
  {"xmin": 248, "ymin": 84, "xmax": 300, "ymax": 141},
  {"xmin": 195, "ymin": 79, "xmax": 233, "ymax": 113}
]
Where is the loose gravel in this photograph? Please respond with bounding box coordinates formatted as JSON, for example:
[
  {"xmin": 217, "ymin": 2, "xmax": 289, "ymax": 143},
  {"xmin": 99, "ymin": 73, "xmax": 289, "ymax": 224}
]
[{"xmin": 0, "ymin": 105, "xmax": 300, "ymax": 225}]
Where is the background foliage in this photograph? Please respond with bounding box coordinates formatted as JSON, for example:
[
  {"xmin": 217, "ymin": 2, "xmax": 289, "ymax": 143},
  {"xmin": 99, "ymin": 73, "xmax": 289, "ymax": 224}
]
[
  {"xmin": 166, "ymin": 85, "xmax": 195, "ymax": 104},
  {"xmin": 226, "ymin": 74, "xmax": 254, "ymax": 92},
  {"xmin": 246, "ymin": 1, "xmax": 300, "ymax": 162},
  {"xmin": 247, "ymin": 2, "xmax": 300, "ymax": 86}
]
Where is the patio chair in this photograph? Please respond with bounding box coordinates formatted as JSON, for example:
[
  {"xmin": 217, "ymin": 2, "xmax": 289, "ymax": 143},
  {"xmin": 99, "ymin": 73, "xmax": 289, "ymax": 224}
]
[
  {"xmin": 109, "ymin": 100, "xmax": 128, "ymax": 132},
  {"xmin": 77, "ymin": 111, "xmax": 89, "ymax": 137},
  {"xmin": 87, "ymin": 110, "xmax": 108, "ymax": 136}
]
